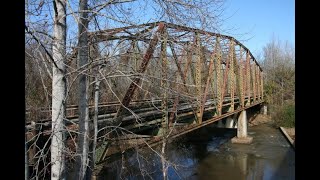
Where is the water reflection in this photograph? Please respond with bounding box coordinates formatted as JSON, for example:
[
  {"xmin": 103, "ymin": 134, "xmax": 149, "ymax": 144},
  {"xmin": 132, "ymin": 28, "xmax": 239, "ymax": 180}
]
[{"xmin": 98, "ymin": 123, "xmax": 294, "ymax": 180}]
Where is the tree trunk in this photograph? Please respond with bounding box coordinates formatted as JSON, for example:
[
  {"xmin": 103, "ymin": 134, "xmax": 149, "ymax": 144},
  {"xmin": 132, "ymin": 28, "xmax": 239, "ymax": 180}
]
[
  {"xmin": 75, "ymin": 0, "xmax": 90, "ymax": 179},
  {"xmin": 87, "ymin": 72, "xmax": 101, "ymax": 179},
  {"xmin": 51, "ymin": 0, "xmax": 67, "ymax": 179},
  {"xmin": 161, "ymin": 140, "xmax": 167, "ymax": 180},
  {"xmin": 25, "ymin": 132, "xmax": 29, "ymax": 180}
]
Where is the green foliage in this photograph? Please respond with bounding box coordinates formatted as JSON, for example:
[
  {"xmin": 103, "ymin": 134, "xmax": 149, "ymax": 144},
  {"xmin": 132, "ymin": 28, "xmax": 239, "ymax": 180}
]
[
  {"xmin": 272, "ymin": 103, "xmax": 295, "ymax": 128},
  {"xmin": 260, "ymin": 37, "xmax": 295, "ymax": 128},
  {"xmin": 261, "ymin": 37, "xmax": 295, "ymax": 107}
]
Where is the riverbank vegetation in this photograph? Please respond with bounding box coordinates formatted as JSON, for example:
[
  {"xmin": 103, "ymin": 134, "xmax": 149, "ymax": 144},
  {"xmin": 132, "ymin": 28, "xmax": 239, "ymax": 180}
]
[{"xmin": 260, "ymin": 37, "xmax": 295, "ymax": 128}]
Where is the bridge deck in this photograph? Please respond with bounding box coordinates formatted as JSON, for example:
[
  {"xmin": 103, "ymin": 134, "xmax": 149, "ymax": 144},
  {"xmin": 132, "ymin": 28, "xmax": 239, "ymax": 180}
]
[{"xmin": 26, "ymin": 95, "xmax": 264, "ymax": 164}]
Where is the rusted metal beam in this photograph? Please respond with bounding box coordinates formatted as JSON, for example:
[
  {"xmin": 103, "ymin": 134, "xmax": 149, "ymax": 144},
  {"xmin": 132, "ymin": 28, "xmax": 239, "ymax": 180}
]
[
  {"xmin": 215, "ymin": 37, "xmax": 223, "ymax": 116},
  {"xmin": 168, "ymin": 41, "xmax": 195, "ymax": 124},
  {"xmin": 200, "ymin": 43, "xmax": 215, "ymax": 119},
  {"xmin": 169, "ymin": 79, "xmax": 179, "ymax": 127},
  {"xmin": 195, "ymin": 33, "xmax": 203, "ymax": 124},
  {"xmin": 114, "ymin": 22, "xmax": 165, "ymax": 123},
  {"xmin": 88, "ymin": 21, "xmax": 160, "ymax": 36},
  {"xmin": 258, "ymin": 66, "xmax": 262, "ymax": 100},
  {"xmin": 87, "ymin": 21, "xmax": 262, "ymax": 71},
  {"xmin": 164, "ymin": 22, "xmax": 262, "ymax": 71},
  {"xmin": 252, "ymin": 63, "xmax": 256, "ymax": 103},
  {"xmin": 168, "ymin": 42, "xmax": 186, "ymax": 86},
  {"xmin": 220, "ymin": 42, "xmax": 231, "ymax": 114},
  {"xmin": 168, "ymin": 43, "xmax": 188, "ymax": 125},
  {"xmin": 29, "ymin": 21, "xmax": 266, "ymax": 167},
  {"xmin": 190, "ymin": 58, "xmax": 197, "ymax": 86},
  {"xmin": 134, "ymin": 24, "xmax": 159, "ymax": 38},
  {"xmin": 132, "ymin": 40, "xmax": 139, "ymax": 101},
  {"xmin": 239, "ymin": 47, "xmax": 245, "ymax": 107},
  {"xmin": 228, "ymin": 41, "xmax": 235, "ymax": 112},
  {"xmin": 183, "ymin": 42, "xmax": 194, "ymax": 85},
  {"xmin": 245, "ymin": 51, "xmax": 251, "ymax": 106},
  {"xmin": 160, "ymin": 29, "xmax": 168, "ymax": 132},
  {"xmin": 96, "ymin": 101, "xmax": 263, "ymax": 164},
  {"xmin": 233, "ymin": 44, "xmax": 243, "ymax": 108}
]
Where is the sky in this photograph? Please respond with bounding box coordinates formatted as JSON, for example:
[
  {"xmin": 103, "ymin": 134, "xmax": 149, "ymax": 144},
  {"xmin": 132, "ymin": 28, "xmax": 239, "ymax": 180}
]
[
  {"xmin": 221, "ymin": 0, "xmax": 295, "ymax": 58},
  {"xmin": 26, "ymin": 0, "xmax": 295, "ymax": 59}
]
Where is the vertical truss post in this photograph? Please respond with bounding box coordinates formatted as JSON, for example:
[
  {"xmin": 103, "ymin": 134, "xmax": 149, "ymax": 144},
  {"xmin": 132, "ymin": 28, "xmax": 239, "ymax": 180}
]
[
  {"xmin": 242, "ymin": 48, "xmax": 246, "ymax": 107},
  {"xmin": 132, "ymin": 40, "xmax": 139, "ymax": 101},
  {"xmin": 160, "ymin": 29, "xmax": 168, "ymax": 133},
  {"xmin": 215, "ymin": 37, "xmax": 222, "ymax": 116},
  {"xmin": 190, "ymin": 58, "xmax": 197, "ymax": 86},
  {"xmin": 195, "ymin": 33, "xmax": 202, "ymax": 124},
  {"xmin": 220, "ymin": 41, "xmax": 231, "ymax": 115},
  {"xmin": 252, "ymin": 63, "xmax": 256, "ymax": 103},
  {"xmin": 200, "ymin": 38, "xmax": 216, "ymax": 120},
  {"xmin": 238, "ymin": 47, "xmax": 245, "ymax": 107},
  {"xmin": 245, "ymin": 51, "xmax": 251, "ymax": 106},
  {"xmin": 233, "ymin": 44, "xmax": 243, "ymax": 109},
  {"xmin": 168, "ymin": 42, "xmax": 194, "ymax": 123},
  {"xmin": 168, "ymin": 42, "xmax": 188, "ymax": 126},
  {"xmin": 114, "ymin": 22, "xmax": 165, "ymax": 123},
  {"xmin": 241, "ymin": 48, "xmax": 246, "ymax": 106},
  {"xmin": 258, "ymin": 66, "xmax": 262, "ymax": 100},
  {"xmin": 92, "ymin": 25, "xmax": 163, "ymax": 164},
  {"xmin": 228, "ymin": 40, "xmax": 235, "ymax": 112},
  {"xmin": 133, "ymin": 40, "xmax": 139, "ymax": 72},
  {"xmin": 184, "ymin": 42, "xmax": 194, "ymax": 87},
  {"xmin": 169, "ymin": 42, "xmax": 186, "ymax": 86}
]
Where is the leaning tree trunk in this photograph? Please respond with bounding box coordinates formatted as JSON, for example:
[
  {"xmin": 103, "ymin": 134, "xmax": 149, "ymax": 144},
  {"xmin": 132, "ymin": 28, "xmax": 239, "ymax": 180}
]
[
  {"xmin": 51, "ymin": 0, "xmax": 67, "ymax": 179},
  {"xmin": 75, "ymin": 0, "xmax": 90, "ymax": 179}
]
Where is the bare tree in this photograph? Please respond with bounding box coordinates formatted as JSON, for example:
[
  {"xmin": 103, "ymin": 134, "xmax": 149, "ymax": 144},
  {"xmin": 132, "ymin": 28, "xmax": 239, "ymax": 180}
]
[
  {"xmin": 261, "ymin": 37, "xmax": 295, "ymax": 106},
  {"xmin": 75, "ymin": 0, "xmax": 91, "ymax": 179},
  {"xmin": 260, "ymin": 37, "xmax": 295, "ymax": 126},
  {"xmin": 51, "ymin": 0, "xmax": 67, "ymax": 179},
  {"xmin": 25, "ymin": 0, "xmax": 229, "ymax": 179}
]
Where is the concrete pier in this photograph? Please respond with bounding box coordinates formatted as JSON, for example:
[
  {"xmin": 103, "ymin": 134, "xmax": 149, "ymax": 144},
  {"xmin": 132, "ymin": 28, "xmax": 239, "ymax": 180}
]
[
  {"xmin": 225, "ymin": 117, "xmax": 235, "ymax": 129},
  {"xmin": 231, "ymin": 110, "xmax": 253, "ymax": 144},
  {"xmin": 263, "ymin": 105, "xmax": 267, "ymax": 115}
]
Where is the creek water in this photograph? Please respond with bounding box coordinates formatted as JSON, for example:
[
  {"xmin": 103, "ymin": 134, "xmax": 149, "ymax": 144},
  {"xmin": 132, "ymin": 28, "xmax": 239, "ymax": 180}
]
[{"xmin": 97, "ymin": 122, "xmax": 295, "ymax": 180}]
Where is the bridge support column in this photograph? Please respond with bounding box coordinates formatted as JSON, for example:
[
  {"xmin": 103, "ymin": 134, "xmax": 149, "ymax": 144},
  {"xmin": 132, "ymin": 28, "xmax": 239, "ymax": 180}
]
[
  {"xmin": 262, "ymin": 105, "xmax": 267, "ymax": 115},
  {"xmin": 231, "ymin": 110, "xmax": 253, "ymax": 144},
  {"xmin": 217, "ymin": 119, "xmax": 224, "ymax": 128},
  {"xmin": 225, "ymin": 117, "xmax": 235, "ymax": 129}
]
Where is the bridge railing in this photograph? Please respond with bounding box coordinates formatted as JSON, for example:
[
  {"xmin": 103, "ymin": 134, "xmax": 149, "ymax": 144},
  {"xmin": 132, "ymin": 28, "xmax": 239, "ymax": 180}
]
[
  {"xmin": 25, "ymin": 22, "xmax": 265, "ymax": 168},
  {"xmin": 26, "ymin": 21, "xmax": 264, "ymax": 125}
]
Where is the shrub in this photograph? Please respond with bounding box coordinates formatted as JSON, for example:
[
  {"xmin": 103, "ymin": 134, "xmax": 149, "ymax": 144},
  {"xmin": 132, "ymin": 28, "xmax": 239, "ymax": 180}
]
[{"xmin": 272, "ymin": 103, "xmax": 295, "ymax": 128}]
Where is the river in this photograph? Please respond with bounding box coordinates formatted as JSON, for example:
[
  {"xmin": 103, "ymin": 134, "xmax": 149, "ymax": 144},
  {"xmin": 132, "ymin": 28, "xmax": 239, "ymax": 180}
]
[{"xmin": 97, "ymin": 122, "xmax": 295, "ymax": 180}]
